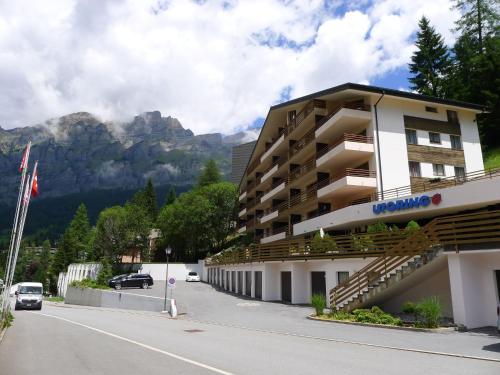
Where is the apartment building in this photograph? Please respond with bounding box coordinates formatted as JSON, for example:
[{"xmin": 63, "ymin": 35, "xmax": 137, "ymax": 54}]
[{"xmin": 205, "ymin": 83, "xmax": 500, "ymax": 329}]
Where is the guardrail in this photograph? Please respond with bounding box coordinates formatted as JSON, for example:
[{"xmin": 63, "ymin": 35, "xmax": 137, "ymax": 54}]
[{"xmin": 316, "ymin": 133, "xmax": 374, "ymax": 159}]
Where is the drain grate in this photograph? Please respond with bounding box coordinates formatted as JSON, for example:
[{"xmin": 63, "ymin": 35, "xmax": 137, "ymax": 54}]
[{"xmin": 184, "ymin": 329, "xmax": 204, "ymax": 333}]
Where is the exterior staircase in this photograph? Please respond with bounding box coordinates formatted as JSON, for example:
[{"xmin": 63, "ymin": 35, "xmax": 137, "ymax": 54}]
[{"xmin": 329, "ymin": 209, "xmax": 500, "ymax": 311}]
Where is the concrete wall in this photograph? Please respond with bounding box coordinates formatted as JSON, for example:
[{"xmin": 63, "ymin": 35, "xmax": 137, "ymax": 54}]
[
  {"xmin": 382, "ymin": 263, "xmax": 453, "ymax": 317},
  {"xmin": 65, "ymin": 286, "xmax": 187, "ymax": 314},
  {"xmin": 208, "ymin": 258, "xmax": 373, "ymax": 306},
  {"xmin": 448, "ymin": 250, "xmax": 500, "ymax": 329},
  {"xmin": 138, "ymin": 261, "xmax": 204, "ymax": 281}
]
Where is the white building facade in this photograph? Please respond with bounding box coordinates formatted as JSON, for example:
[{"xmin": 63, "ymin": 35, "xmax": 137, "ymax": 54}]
[{"xmin": 206, "ymin": 83, "xmax": 500, "ymax": 330}]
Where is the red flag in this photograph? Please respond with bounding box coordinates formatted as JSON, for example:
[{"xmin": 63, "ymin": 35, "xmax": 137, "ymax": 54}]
[
  {"xmin": 19, "ymin": 142, "xmax": 31, "ymax": 173},
  {"xmin": 31, "ymin": 170, "xmax": 39, "ymax": 197}
]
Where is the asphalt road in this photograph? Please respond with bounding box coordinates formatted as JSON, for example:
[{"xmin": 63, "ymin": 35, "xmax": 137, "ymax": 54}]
[{"xmin": 1, "ymin": 283, "xmax": 500, "ymax": 375}]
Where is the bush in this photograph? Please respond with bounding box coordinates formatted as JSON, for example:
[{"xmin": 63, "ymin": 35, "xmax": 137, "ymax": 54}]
[
  {"xmin": 97, "ymin": 258, "xmax": 113, "ymax": 285},
  {"xmin": 405, "ymin": 220, "xmax": 420, "ymax": 232},
  {"xmin": 70, "ymin": 278, "xmax": 110, "ymax": 290},
  {"xmin": 416, "ymin": 297, "xmax": 441, "ymax": 328},
  {"xmin": 311, "ymin": 294, "xmax": 326, "ymax": 316},
  {"xmin": 351, "ymin": 307, "xmax": 402, "ymax": 326},
  {"xmin": 367, "ymin": 221, "xmax": 389, "ymax": 233},
  {"xmin": 311, "ymin": 232, "xmax": 338, "ymax": 254}
]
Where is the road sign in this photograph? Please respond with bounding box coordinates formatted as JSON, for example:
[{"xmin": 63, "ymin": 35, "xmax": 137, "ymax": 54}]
[{"xmin": 167, "ymin": 276, "xmax": 176, "ymax": 288}]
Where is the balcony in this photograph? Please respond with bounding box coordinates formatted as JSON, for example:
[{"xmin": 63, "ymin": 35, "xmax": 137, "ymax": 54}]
[
  {"xmin": 238, "ymin": 208, "xmax": 247, "ymax": 217},
  {"xmin": 237, "ymin": 225, "xmax": 246, "ymax": 234},
  {"xmin": 260, "ymin": 181, "xmax": 287, "ymax": 204},
  {"xmin": 261, "ymin": 133, "xmax": 285, "ymax": 163},
  {"xmin": 316, "ymin": 133, "xmax": 374, "ymax": 169},
  {"xmin": 239, "ymin": 191, "xmax": 247, "ymax": 201},
  {"xmin": 260, "ymin": 225, "xmax": 289, "ymax": 244},
  {"xmin": 315, "ymin": 103, "xmax": 371, "ymax": 142},
  {"xmin": 317, "ymin": 168, "xmax": 377, "ymax": 199}
]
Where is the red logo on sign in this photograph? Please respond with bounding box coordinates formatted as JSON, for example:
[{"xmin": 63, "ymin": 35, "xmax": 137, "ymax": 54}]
[{"xmin": 431, "ymin": 193, "xmax": 442, "ymax": 205}]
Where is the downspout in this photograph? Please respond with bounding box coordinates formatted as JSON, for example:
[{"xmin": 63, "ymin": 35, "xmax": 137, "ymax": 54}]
[{"xmin": 374, "ymin": 91, "xmax": 385, "ymax": 199}]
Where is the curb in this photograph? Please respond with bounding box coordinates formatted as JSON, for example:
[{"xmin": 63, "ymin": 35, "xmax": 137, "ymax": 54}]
[{"xmin": 307, "ymin": 315, "xmax": 455, "ymax": 333}]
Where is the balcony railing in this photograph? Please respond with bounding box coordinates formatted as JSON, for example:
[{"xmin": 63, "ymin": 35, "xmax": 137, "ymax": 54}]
[
  {"xmin": 316, "ymin": 133, "xmax": 374, "ymax": 159},
  {"xmin": 289, "ymin": 156, "xmax": 316, "ymax": 183},
  {"xmin": 316, "ymin": 102, "xmax": 371, "ymax": 130},
  {"xmin": 289, "ymin": 128, "xmax": 316, "ymax": 159},
  {"xmin": 330, "ymin": 168, "xmax": 376, "ymax": 184}
]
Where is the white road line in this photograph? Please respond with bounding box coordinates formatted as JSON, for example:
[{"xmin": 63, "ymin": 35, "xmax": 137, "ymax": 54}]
[
  {"xmin": 104, "ymin": 290, "xmax": 164, "ymax": 299},
  {"xmin": 33, "ymin": 312, "xmax": 234, "ymax": 375}
]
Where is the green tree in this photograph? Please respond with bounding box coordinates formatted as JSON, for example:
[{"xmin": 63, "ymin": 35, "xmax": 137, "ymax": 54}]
[
  {"xmin": 198, "ymin": 159, "xmax": 221, "ymax": 187},
  {"xmin": 33, "ymin": 240, "xmax": 51, "ymax": 289},
  {"xmin": 409, "ymin": 16, "xmax": 452, "ymax": 97},
  {"xmin": 165, "ymin": 186, "xmax": 177, "ymax": 206},
  {"xmin": 69, "ymin": 204, "xmax": 92, "ymax": 261},
  {"xmin": 132, "ymin": 179, "xmax": 158, "ymax": 221},
  {"xmin": 94, "ymin": 206, "xmax": 129, "ymax": 268},
  {"xmin": 453, "ymin": 0, "xmax": 499, "ymax": 54},
  {"xmin": 123, "ymin": 203, "xmax": 152, "ymax": 262},
  {"xmin": 448, "ymin": 2, "xmax": 499, "ymax": 148}
]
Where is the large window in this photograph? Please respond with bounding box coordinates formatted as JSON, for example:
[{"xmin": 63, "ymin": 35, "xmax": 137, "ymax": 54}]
[
  {"xmin": 429, "ymin": 132, "xmax": 441, "ymax": 144},
  {"xmin": 450, "ymin": 135, "xmax": 462, "ymax": 150},
  {"xmin": 433, "ymin": 164, "xmax": 445, "ymax": 176},
  {"xmin": 409, "ymin": 161, "xmax": 421, "ymax": 177},
  {"xmin": 406, "ymin": 129, "xmax": 417, "ymax": 145}
]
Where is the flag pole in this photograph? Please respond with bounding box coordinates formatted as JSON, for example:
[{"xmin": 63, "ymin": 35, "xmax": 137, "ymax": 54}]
[
  {"xmin": 1, "ymin": 142, "xmax": 31, "ymax": 316},
  {"xmin": 8, "ymin": 161, "xmax": 37, "ymax": 295}
]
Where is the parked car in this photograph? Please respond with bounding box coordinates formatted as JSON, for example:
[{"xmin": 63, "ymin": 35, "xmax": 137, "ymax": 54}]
[
  {"xmin": 186, "ymin": 271, "xmax": 200, "ymax": 282},
  {"xmin": 15, "ymin": 282, "xmax": 43, "ymax": 310},
  {"xmin": 108, "ymin": 274, "xmax": 153, "ymax": 290}
]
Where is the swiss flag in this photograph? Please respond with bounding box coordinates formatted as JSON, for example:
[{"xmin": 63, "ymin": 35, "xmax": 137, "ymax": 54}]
[
  {"xmin": 31, "ymin": 170, "xmax": 39, "ymax": 197},
  {"xmin": 19, "ymin": 142, "xmax": 31, "ymax": 173}
]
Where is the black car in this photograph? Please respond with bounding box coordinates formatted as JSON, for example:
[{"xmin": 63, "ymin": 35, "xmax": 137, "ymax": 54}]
[{"xmin": 108, "ymin": 274, "xmax": 154, "ymax": 290}]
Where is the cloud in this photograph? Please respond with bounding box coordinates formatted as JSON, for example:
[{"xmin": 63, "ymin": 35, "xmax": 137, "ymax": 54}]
[{"xmin": 0, "ymin": 0, "xmax": 460, "ymax": 134}]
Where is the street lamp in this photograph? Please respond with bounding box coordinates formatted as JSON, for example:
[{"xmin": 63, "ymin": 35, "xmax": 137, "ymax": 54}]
[{"xmin": 163, "ymin": 246, "xmax": 172, "ymax": 312}]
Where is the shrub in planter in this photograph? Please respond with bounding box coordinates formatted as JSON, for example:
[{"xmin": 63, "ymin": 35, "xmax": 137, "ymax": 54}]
[
  {"xmin": 311, "ymin": 232, "xmax": 338, "ymax": 254},
  {"xmin": 311, "ymin": 294, "xmax": 326, "ymax": 316},
  {"xmin": 416, "ymin": 297, "xmax": 441, "ymax": 328}
]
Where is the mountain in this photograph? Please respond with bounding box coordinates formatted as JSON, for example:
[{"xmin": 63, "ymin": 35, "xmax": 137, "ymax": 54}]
[{"xmin": 0, "ymin": 111, "xmax": 249, "ymax": 205}]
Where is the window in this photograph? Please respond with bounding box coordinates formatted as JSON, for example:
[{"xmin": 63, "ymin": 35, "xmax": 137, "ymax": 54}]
[
  {"xmin": 450, "ymin": 135, "xmax": 462, "ymax": 150},
  {"xmin": 425, "ymin": 106, "xmax": 438, "ymax": 113},
  {"xmin": 405, "ymin": 129, "xmax": 417, "ymax": 145},
  {"xmin": 409, "ymin": 161, "xmax": 421, "ymax": 177},
  {"xmin": 455, "ymin": 166, "xmax": 466, "ymax": 180},
  {"xmin": 447, "ymin": 110, "xmax": 459, "ymax": 124},
  {"xmin": 429, "ymin": 132, "xmax": 441, "ymax": 144},
  {"xmin": 337, "ymin": 271, "xmax": 350, "ymax": 285},
  {"xmin": 433, "ymin": 164, "xmax": 445, "ymax": 176}
]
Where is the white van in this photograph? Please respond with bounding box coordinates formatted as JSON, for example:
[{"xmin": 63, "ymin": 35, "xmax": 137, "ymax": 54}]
[{"xmin": 15, "ymin": 282, "xmax": 43, "ymax": 310}]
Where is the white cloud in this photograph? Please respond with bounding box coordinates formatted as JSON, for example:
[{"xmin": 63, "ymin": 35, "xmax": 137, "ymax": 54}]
[{"xmin": 0, "ymin": 0, "xmax": 460, "ymax": 134}]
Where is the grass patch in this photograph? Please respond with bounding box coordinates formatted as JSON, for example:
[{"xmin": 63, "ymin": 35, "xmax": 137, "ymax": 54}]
[
  {"xmin": 311, "ymin": 294, "xmax": 326, "ymax": 316},
  {"xmin": 484, "ymin": 147, "xmax": 500, "ymax": 170},
  {"xmin": 70, "ymin": 278, "xmax": 111, "ymax": 290},
  {"xmin": 1, "ymin": 311, "xmax": 14, "ymax": 329},
  {"xmin": 45, "ymin": 296, "xmax": 64, "ymax": 302}
]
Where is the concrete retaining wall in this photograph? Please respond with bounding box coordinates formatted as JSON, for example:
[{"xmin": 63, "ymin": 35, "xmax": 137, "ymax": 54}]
[{"xmin": 65, "ymin": 286, "xmax": 186, "ymax": 314}]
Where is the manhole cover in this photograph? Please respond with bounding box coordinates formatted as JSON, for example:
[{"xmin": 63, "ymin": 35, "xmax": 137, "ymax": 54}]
[{"xmin": 184, "ymin": 329, "xmax": 204, "ymax": 333}]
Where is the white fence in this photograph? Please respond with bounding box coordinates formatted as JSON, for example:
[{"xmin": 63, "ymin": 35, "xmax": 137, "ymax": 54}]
[{"xmin": 57, "ymin": 263, "xmax": 101, "ymax": 297}]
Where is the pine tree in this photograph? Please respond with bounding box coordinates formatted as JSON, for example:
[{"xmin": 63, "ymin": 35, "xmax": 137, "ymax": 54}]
[
  {"xmin": 409, "ymin": 16, "xmax": 452, "ymax": 97},
  {"xmin": 198, "ymin": 159, "xmax": 221, "ymax": 187},
  {"xmin": 454, "ymin": 0, "xmax": 499, "ymax": 54},
  {"xmin": 34, "ymin": 240, "xmax": 51, "ymax": 289},
  {"xmin": 69, "ymin": 204, "xmax": 92, "ymax": 261},
  {"xmin": 165, "ymin": 186, "xmax": 177, "ymax": 206},
  {"xmin": 143, "ymin": 178, "xmax": 158, "ymax": 220}
]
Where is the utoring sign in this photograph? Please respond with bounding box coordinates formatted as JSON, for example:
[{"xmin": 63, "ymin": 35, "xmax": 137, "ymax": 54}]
[{"xmin": 373, "ymin": 193, "xmax": 442, "ymax": 215}]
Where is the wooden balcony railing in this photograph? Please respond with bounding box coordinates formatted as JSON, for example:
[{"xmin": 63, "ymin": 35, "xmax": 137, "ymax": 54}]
[
  {"xmin": 316, "ymin": 133, "xmax": 374, "ymax": 159},
  {"xmin": 329, "ymin": 168, "xmax": 376, "ymax": 184},
  {"xmin": 289, "ymin": 128, "xmax": 316, "ymax": 159},
  {"xmin": 289, "ymin": 156, "xmax": 316, "ymax": 183}
]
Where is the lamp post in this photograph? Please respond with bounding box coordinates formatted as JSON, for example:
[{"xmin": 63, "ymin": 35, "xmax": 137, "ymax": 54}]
[{"xmin": 163, "ymin": 246, "xmax": 172, "ymax": 312}]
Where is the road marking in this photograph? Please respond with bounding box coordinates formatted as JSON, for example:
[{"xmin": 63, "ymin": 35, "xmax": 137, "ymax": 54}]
[
  {"xmin": 33, "ymin": 312, "xmax": 234, "ymax": 375},
  {"xmin": 104, "ymin": 290, "xmax": 164, "ymax": 299}
]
